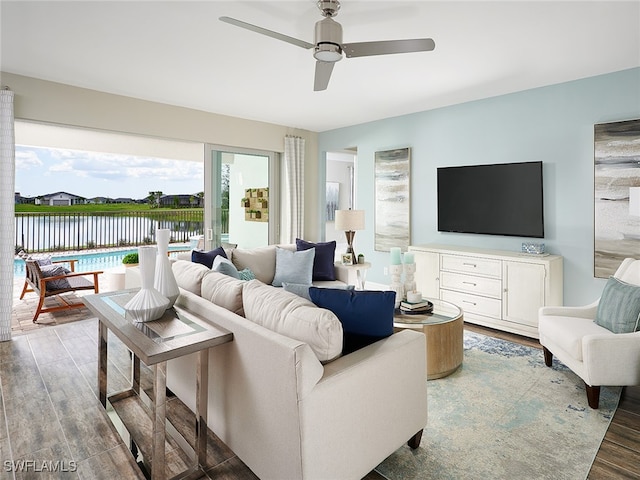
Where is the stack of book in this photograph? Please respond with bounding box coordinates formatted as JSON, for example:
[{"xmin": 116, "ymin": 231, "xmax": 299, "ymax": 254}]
[{"xmin": 399, "ymin": 299, "xmax": 433, "ymax": 314}]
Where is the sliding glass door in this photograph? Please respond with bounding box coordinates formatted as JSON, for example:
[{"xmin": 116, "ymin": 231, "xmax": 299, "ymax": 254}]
[{"xmin": 204, "ymin": 145, "xmax": 279, "ymax": 249}]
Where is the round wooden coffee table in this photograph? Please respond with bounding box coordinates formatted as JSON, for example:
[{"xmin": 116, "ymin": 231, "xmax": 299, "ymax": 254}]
[{"xmin": 394, "ymin": 298, "xmax": 463, "ymax": 380}]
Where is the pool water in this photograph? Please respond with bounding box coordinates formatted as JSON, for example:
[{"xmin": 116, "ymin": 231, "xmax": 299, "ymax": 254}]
[{"xmin": 14, "ymin": 245, "xmax": 190, "ymax": 278}]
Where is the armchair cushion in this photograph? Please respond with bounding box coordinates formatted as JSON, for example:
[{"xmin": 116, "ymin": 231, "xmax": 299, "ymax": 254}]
[
  {"xmin": 594, "ymin": 277, "xmax": 640, "ymax": 334},
  {"xmin": 40, "ymin": 264, "xmax": 71, "ymax": 290}
]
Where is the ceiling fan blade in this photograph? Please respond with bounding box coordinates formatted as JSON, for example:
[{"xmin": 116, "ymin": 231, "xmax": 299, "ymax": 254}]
[
  {"xmin": 314, "ymin": 61, "xmax": 335, "ymax": 91},
  {"xmin": 219, "ymin": 16, "xmax": 315, "ymax": 50},
  {"xmin": 343, "ymin": 38, "xmax": 435, "ymax": 58}
]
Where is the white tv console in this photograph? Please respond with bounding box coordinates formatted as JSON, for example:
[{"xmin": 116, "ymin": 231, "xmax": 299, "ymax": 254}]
[{"xmin": 408, "ymin": 244, "xmax": 563, "ymax": 339}]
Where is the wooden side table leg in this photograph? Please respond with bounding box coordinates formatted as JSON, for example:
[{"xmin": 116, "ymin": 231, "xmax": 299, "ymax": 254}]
[
  {"xmin": 98, "ymin": 321, "xmax": 108, "ymax": 407},
  {"xmin": 152, "ymin": 361, "xmax": 167, "ymax": 480},
  {"xmin": 196, "ymin": 349, "xmax": 209, "ymax": 468}
]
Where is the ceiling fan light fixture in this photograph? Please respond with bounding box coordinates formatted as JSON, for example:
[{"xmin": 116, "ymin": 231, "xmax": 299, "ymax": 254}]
[{"xmin": 314, "ymin": 43, "xmax": 343, "ymax": 62}]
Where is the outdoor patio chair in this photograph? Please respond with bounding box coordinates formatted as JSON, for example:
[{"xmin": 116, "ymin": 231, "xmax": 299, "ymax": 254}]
[{"xmin": 20, "ymin": 259, "xmax": 103, "ymax": 323}]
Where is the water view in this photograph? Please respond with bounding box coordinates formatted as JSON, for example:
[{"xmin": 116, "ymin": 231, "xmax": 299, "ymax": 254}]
[{"xmin": 13, "ymin": 245, "xmax": 190, "ymax": 278}]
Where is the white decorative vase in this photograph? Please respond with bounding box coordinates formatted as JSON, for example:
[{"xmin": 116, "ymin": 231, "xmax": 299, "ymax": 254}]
[
  {"xmin": 154, "ymin": 229, "xmax": 179, "ymax": 307},
  {"xmin": 124, "ymin": 246, "xmax": 170, "ymax": 323}
]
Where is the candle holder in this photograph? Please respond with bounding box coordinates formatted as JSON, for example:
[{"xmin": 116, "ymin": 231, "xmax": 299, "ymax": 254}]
[
  {"xmin": 403, "ymin": 261, "xmax": 416, "ymax": 298},
  {"xmin": 389, "ymin": 263, "xmax": 404, "ymax": 308}
]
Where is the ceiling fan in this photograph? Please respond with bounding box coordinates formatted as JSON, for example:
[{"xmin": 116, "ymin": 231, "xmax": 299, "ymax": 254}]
[{"xmin": 220, "ymin": 0, "xmax": 435, "ymax": 91}]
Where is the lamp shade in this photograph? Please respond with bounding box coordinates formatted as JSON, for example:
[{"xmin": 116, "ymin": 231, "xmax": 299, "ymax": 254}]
[{"xmin": 335, "ymin": 209, "xmax": 365, "ymax": 231}]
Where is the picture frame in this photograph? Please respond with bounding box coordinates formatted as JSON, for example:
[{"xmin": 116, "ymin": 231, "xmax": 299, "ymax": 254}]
[{"xmin": 341, "ymin": 253, "xmax": 353, "ymax": 266}]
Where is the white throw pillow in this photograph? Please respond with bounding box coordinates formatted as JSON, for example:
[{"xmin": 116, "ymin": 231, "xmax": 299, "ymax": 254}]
[
  {"xmin": 231, "ymin": 245, "xmax": 278, "ymax": 284},
  {"xmin": 242, "ymin": 279, "xmax": 343, "ymax": 363}
]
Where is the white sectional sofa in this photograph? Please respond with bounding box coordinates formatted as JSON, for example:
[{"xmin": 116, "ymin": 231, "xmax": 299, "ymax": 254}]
[{"xmin": 144, "ymin": 244, "xmax": 428, "ymax": 480}]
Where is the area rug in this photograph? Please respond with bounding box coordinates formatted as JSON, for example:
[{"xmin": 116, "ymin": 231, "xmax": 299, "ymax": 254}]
[{"xmin": 376, "ymin": 331, "xmax": 621, "ymax": 480}]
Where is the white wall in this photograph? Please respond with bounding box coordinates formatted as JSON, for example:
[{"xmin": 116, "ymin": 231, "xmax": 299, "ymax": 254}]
[
  {"xmin": 3, "ymin": 72, "xmax": 321, "ymax": 241},
  {"xmin": 319, "ymin": 68, "xmax": 640, "ymax": 306}
]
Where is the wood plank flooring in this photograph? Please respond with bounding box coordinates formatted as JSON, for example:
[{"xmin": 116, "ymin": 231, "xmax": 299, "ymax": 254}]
[
  {"xmin": 3, "ymin": 315, "xmax": 638, "ymax": 479},
  {"xmin": 467, "ymin": 323, "xmax": 640, "ymax": 479}
]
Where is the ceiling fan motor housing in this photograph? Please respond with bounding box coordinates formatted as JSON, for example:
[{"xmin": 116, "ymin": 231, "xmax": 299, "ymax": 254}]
[{"xmin": 314, "ymin": 17, "xmax": 343, "ymax": 62}]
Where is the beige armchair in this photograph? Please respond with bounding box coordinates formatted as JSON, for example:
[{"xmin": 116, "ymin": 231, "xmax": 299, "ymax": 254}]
[{"xmin": 538, "ymin": 258, "xmax": 640, "ymax": 408}]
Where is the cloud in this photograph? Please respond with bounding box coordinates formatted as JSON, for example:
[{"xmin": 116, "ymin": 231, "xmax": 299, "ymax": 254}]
[
  {"xmin": 47, "ymin": 149, "xmax": 203, "ymax": 183},
  {"xmin": 15, "ymin": 150, "xmax": 43, "ymax": 170}
]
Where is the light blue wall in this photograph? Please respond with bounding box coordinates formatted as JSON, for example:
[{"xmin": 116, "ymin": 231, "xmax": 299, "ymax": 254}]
[{"xmin": 318, "ymin": 68, "xmax": 640, "ymax": 306}]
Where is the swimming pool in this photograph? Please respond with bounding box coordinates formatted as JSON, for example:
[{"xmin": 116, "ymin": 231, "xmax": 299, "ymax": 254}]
[{"xmin": 13, "ymin": 245, "xmax": 190, "ymax": 278}]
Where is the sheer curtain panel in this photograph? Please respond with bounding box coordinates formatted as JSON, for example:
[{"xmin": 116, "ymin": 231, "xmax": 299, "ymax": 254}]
[
  {"xmin": 0, "ymin": 88, "xmax": 14, "ymax": 341},
  {"xmin": 284, "ymin": 135, "xmax": 305, "ymax": 242}
]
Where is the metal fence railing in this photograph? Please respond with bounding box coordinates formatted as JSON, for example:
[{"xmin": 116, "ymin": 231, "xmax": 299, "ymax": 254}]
[{"xmin": 14, "ymin": 209, "xmax": 229, "ymax": 254}]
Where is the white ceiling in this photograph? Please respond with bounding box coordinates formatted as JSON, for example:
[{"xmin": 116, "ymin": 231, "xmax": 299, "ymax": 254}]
[{"xmin": 2, "ymin": 1, "xmax": 639, "ymax": 133}]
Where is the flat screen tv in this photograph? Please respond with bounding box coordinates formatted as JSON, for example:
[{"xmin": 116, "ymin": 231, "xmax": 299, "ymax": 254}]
[{"xmin": 437, "ymin": 161, "xmax": 544, "ymax": 238}]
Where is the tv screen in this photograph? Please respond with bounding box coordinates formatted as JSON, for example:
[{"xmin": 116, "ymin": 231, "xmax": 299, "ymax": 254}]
[{"xmin": 437, "ymin": 161, "xmax": 544, "ymax": 238}]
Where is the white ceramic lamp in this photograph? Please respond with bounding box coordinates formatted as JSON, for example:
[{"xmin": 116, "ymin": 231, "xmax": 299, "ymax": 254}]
[{"xmin": 335, "ymin": 209, "xmax": 365, "ymax": 262}]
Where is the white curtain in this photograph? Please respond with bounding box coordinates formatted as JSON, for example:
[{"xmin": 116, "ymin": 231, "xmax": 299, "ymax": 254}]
[
  {"xmin": 0, "ymin": 88, "xmax": 15, "ymax": 342},
  {"xmin": 284, "ymin": 135, "xmax": 305, "ymax": 242}
]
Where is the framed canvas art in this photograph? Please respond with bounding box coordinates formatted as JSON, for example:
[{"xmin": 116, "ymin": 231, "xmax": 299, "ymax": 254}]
[
  {"xmin": 374, "ymin": 148, "xmax": 411, "ymax": 252},
  {"xmin": 594, "ymin": 118, "xmax": 640, "ymax": 278},
  {"xmin": 326, "ymin": 182, "xmax": 339, "ymax": 222}
]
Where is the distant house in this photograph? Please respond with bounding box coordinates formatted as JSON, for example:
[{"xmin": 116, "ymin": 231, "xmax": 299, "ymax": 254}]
[
  {"xmin": 113, "ymin": 197, "xmax": 135, "ymax": 204},
  {"xmin": 86, "ymin": 197, "xmax": 109, "ymax": 204},
  {"xmin": 36, "ymin": 191, "xmax": 85, "ymax": 206},
  {"xmin": 14, "ymin": 192, "xmax": 34, "ymax": 204},
  {"xmin": 159, "ymin": 194, "xmax": 202, "ymax": 208}
]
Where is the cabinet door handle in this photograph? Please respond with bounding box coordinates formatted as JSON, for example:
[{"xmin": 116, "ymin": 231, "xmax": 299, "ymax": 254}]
[
  {"xmin": 463, "ymin": 300, "xmax": 477, "ymax": 306},
  {"xmin": 462, "ymin": 281, "xmax": 477, "ymax": 286},
  {"xmin": 463, "ymin": 263, "xmax": 477, "ymax": 268}
]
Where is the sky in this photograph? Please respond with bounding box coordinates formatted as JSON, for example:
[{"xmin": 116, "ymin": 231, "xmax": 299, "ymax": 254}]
[{"xmin": 15, "ymin": 145, "xmax": 204, "ymax": 200}]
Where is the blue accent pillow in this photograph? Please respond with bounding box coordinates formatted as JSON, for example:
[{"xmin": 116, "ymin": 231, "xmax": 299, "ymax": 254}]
[
  {"xmin": 191, "ymin": 246, "xmax": 227, "ymax": 269},
  {"xmin": 309, "ymin": 288, "xmax": 396, "ymax": 354},
  {"xmin": 296, "ymin": 238, "xmax": 336, "ymax": 281},
  {"xmin": 272, "ymin": 247, "xmax": 315, "ymax": 287},
  {"xmin": 212, "ymin": 256, "xmax": 240, "ymax": 279},
  {"xmin": 594, "ymin": 277, "xmax": 640, "ymax": 334}
]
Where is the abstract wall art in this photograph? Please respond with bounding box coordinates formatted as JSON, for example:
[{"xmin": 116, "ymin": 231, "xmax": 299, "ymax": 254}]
[
  {"xmin": 374, "ymin": 147, "xmax": 411, "ymax": 251},
  {"xmin": 594, "ymin": 118, "xmax": 640, "ymax": 278}
]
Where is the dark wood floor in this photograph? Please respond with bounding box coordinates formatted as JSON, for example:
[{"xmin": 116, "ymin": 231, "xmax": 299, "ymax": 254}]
[{"xmin": 467, "ymin": 324, "xmax": 640, "ymax": 479}]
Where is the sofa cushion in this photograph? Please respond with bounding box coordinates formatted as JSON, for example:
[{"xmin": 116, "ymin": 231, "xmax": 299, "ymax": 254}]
[
  {"xmin": 242, "ymin": 280, "xmax": 343, "ymax": 363},
  {"xmin": 232, "ymin": 245, "xmax": 277, "ymax": 284},
  {"xmin": 594, "ymin": 276, "xmax": 640, "ymax": 333},
  {"xmin": 272, "ymin": 247, "xmax": 315, "ymax": 287},
  {"xmin": 201, "ymin": 271, "xmax": 245, "ymax": 316},
  {"xmin": 192, "ymin": 246, "xmax": 227, "ymax": 269},
  {"xmin": 296, "ymin": 239, "xmax": 337, "ymax": 281},
  {"xmin": 172, "ymin": 260, "xmax": 211, "ymax": 295},
  {"xmin": 309, "ymin": 288, "xmax": 396, "ymax": 355}
]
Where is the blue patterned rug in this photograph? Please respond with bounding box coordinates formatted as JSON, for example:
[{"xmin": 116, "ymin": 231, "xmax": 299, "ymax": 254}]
[{"xmin": 376, "ymin": 331, "xmax": 621, "ymax": 480}]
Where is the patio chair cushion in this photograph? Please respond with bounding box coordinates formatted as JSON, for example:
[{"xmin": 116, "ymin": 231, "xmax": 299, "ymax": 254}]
[{"xmin": 41, "ymin": 264, "xmax": 71, "ymax": 290}]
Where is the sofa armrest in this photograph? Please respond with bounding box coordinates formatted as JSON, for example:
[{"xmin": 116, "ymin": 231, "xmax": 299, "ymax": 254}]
[
  {"xmin": 583, "ymin": 331, "xmax": 640, "ymax": 385},
  {"xmin": 299, "ymin": 329, "xmax": 428, "ymax": 479}
]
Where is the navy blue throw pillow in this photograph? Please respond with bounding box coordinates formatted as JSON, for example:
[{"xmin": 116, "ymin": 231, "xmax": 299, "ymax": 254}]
[
  {"xmin": 296, "ymin": 238, "xmax": 336, "ymax": 281},
  {"xmin": 191, "ymin": 246, "xmax": 227, "ymax": 269},
  {"xmin": 309, "ymin": 288, "xmax": 395, "ymax": 354}
]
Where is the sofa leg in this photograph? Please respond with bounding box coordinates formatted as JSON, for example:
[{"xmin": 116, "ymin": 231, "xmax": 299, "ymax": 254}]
[
  {"xmin": 543, "ymin": 347, "xmax": 553, "ymax": 367},
  {"xmin": 407, "ymin": 429, "xmax": 423, "ymax": 449},
  {"xmin": 585, "ymin": 384, "xmax": 600, "ymax": 409}
]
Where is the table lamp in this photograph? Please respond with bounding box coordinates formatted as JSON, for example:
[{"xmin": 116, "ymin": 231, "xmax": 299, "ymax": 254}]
[{"xmin": 335, "ymin": 209, "xmax": 365, "ymax": 262}]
